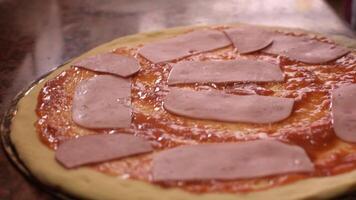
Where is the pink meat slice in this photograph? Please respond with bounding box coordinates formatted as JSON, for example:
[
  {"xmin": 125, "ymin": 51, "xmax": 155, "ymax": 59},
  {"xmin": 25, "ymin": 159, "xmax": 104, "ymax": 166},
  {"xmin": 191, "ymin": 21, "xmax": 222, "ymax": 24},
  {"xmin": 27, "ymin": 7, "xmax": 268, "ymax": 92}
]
[
  {"xmin": 153, "ymin": 140, "xmax": 314, "ymax": 181},
  {"xmin": 72, "ymin": 75, "xmax": 131, "ymax": 129},
  {"xmin": 224, "ymin": 26, "xmax": 273, "ymax": 54},
  {"xmin": 138, "ymin": 29, "xmax": 231, "ymax": 63},
  {"xmin": 72, "ymin": 53, "xmax": 140, "ymax": 77},
  {"xmin": 282, "ymin": 41, "xmax": 349, "ymax": 64},
  {"xmin": 332, "ymin": 84, "xmax": 356, "ymax": 143},
  {"xmin": 262, "ymin": 33, "xmax": 349, "ymax": 64},
  {"xmin": 55, "ymin": 134, "xmax": 153, "ymax": 168},
  {"xmin": 168, "ymin": 59, "xmax": 284, "ymax": 85},
  {"xmin": 163, "ymin": 88, "xmax": 294, "ymax": 123},
  {"xmin": 262, "ymin": 33, "xmax": 310, "ymax": 55}
]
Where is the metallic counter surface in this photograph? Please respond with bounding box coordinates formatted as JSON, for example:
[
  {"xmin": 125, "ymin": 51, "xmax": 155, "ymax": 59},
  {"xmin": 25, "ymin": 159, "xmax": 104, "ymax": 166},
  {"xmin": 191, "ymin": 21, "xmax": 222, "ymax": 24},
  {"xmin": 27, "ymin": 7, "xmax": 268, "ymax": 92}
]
[{"xmin": 0, "ymin": 0, "xmax": 354, "ymax": 199}]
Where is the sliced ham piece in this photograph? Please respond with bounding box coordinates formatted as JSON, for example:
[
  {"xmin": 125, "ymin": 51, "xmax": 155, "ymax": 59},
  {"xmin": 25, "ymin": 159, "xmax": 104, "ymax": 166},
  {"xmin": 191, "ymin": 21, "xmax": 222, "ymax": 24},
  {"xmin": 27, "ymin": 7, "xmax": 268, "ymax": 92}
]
[
  {"xmin": 262, "ymin": 33, "xmax": 309, "ymax": 55},
  {"xmin": 168, "ymin": 59, "xmax": 284, "ymax": 85},
  {"xmin": 224, "ymin": 26, "xmax": 273, "ymax": 54},
  {"xmin": 153, "ymin": 140, "xmax": 314, "ymax": 181},
  {"xmin": 55, "ymin": 134, "xmax": 153, "ymax": 168},
  {"xmin": 72, "ymin": 75, "xmax": 131, "ymax": 129},
  {"xmin": 262, "ymin": 33, "xmax": 349, "ymax": 64},
  {"xmin": 72, "ymin": 53, "xmax": 140, "ymax": 77},
  {"xmin": 332, "ymin": 84, "xmax": 356, "ymax": 143},
  {"xmin": 282, "ymin": 41, "xmax": 349, "ymax": 64},
  {"xmin": 163, "ymin": 88, "xmax": 294, "ymax": 123},
  {"xmin": 138, "ymin": 29, "xmax": 231, "ymax": 63}
]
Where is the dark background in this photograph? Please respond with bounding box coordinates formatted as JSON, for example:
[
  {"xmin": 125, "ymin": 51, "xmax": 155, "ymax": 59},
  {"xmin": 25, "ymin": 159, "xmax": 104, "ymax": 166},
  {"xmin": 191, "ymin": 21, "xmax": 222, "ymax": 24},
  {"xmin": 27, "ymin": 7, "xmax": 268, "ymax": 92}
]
[{"xmin": 0, "ymin": 0, "xmax": 355, "ymax": 199}]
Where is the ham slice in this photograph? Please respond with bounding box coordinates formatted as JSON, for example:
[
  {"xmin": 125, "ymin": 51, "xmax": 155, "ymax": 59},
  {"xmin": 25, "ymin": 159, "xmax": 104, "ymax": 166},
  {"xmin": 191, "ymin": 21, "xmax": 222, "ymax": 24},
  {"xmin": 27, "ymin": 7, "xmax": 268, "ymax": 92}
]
[
  {"xmin": 262, "ymin": 33, "xmax": 309, "ymax": 55},
  {"xmin": 332, "ymin": 84, "xmax": 356, "ymax": 143},
  {"xmin": 72, "ymin": 53, "xmax": 140, "ymax": 77},
  {"xmin": 168, "ymin": 59, "xmax": 284, "ymax": 85},
  {"xmin": 55, "ymin": 134, "xmax": 153, "ymax": 168},
  {"xmin": 153, "ymin": 140, "xmax": 314, "ymax": 181},
  {"xmin": 72, "ymin": 75, "xmax": 131, "ymax": 129},
  {"xmin": 283, "ymin": 41, "xmax": 349, "ymax": 64},
  {"xmin": 138, "ymin": 29, "xmax": 231, "ymax": 63},
  {"xmin": 263, "ymin": 33, "xmax": 349, "ymax": 64},
  {"xmin": 163, "ymin": 88, "xmax": 294, "ymax": 123},
  {"xmin": 224, "ymin": 26, "xmax": 273, "ymax": 54}
]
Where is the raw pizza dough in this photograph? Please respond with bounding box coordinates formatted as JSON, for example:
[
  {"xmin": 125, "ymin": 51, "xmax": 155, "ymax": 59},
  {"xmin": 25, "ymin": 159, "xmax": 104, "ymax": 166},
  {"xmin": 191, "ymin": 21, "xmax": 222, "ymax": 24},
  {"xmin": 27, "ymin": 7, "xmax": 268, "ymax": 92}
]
[{"xmin": 9, "ymin": 24, "xmax": 356, "ymax": 200}]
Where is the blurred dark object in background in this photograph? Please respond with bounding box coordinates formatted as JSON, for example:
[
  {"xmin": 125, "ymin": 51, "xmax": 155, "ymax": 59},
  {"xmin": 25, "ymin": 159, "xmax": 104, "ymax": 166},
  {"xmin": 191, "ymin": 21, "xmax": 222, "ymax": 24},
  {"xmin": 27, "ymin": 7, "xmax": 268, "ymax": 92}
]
[
  {"xmin": 352, "ymin": 0, "xmax": 356, "ymax": 29},
  {"xmin": 327, "ymin": 0, "xmax": 355, "ymax": 30}
]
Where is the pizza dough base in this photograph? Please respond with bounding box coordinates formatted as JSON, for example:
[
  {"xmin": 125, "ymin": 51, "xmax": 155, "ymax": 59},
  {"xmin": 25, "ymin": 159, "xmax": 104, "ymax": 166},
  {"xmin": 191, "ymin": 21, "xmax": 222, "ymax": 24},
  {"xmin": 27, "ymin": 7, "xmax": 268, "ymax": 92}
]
[{"xmin": 9, "ymin": 23, "xmax": 356, "ymax": 200}]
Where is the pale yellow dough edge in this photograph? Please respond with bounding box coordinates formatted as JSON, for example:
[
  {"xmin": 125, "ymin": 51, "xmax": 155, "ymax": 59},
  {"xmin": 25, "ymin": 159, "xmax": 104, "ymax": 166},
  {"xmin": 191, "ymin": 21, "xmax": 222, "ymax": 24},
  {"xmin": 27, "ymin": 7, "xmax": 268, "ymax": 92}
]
[{"xmin": 9, "ymin": 24, "xmax": 356, "ymax": 200}]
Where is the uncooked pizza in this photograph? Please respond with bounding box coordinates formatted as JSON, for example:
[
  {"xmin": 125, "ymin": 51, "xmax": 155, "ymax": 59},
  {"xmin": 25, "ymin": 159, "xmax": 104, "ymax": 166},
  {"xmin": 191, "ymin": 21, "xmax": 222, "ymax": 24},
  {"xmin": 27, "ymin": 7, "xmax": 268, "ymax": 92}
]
[{"xmin": 8, "ymin": 24, "xmax": 356, "ymax": 200}]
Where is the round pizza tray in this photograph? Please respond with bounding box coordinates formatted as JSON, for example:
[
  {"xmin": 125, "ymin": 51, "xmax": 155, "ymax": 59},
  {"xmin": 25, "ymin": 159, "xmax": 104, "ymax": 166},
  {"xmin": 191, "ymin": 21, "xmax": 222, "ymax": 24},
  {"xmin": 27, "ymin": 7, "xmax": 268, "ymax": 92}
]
[{"xmin": 0, "ymin": 63, "xmax": 76, "ymax": 200}]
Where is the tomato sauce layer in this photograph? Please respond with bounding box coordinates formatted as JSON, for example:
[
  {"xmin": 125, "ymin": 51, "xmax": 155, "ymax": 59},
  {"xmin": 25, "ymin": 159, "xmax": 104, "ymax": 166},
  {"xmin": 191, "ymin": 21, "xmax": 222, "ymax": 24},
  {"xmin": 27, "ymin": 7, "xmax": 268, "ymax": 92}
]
[{"xmin": 36, "ymin": 29, "xmax": 356, "ymax": 193}]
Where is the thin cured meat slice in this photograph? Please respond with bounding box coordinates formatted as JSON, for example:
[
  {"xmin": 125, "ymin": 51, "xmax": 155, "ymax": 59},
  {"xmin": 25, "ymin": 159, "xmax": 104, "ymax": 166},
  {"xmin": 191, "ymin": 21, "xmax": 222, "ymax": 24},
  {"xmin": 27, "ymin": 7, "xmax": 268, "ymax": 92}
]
[
  {"xmin": 224, "ymin": 26, "xmax": 273, "ymax": 54},
  {"xmin": 283, "ymin": 41, "xmax": 349, "ymax": 64},
  {"xmin": 72, "ymin": 75, "xmax": 131, "ymax": 129},
  {"xmin": 163, "ymin": 88, "xmax": 294, "ymax": 123},
  {"xmin": 168, "ymin": 59, "xmax": 284, "ymax": 85},
  {"xmin": 332, "ymin": 84, "xmax": 356, "ymax": 143},
  {"xmin": 153, "ymin": 140, "xmax": 314, "ymax": 181},
  {"xmin": 138, "ymin": 29, "xmax": 231, "ymax": 63},
  {"xmin": 72, "ymin": 53, "xmax": 140, "ymax": 77},
  {"xmin": 56, "ymin": 134, "xmax": 153, "ymax": 168}
]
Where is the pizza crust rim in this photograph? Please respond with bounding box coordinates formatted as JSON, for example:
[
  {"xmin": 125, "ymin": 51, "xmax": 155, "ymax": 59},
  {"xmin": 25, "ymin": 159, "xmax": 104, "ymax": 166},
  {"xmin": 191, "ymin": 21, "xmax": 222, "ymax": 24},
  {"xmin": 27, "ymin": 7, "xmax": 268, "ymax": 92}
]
[{"xmin": 8, "ymin": 23, "xmax": 356, "ymax": 200}]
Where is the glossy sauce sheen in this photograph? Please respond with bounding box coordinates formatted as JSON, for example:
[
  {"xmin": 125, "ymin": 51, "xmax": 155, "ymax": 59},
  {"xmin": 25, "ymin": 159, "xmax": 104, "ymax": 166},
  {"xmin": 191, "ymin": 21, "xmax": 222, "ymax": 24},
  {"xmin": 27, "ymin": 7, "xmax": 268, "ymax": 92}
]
[{"xmin": 36, "ymin": 28, "xmax": 356, "ymax": 193}]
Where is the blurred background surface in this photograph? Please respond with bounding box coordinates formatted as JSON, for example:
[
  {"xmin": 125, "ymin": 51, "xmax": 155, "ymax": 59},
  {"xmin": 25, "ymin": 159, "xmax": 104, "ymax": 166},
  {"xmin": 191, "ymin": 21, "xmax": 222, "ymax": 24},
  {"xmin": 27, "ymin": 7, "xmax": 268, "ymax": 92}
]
[{"xmin": 0, "ymin": 0, "xmax": 355, "ymax": 199}]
